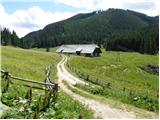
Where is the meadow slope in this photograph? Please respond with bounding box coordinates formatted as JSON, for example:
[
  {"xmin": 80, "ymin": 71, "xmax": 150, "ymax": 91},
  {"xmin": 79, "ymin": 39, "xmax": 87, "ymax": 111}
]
[
  {"xmin": 68, "ymin": 50, "xmax": 159, "ymax": 112},
  {"xmin": 1, "ymin": 46, "xmax": 61, "ymax": 82},
  {"xmin": 1, "ymin": 46, "xmax": 93, "ymax": 119}
]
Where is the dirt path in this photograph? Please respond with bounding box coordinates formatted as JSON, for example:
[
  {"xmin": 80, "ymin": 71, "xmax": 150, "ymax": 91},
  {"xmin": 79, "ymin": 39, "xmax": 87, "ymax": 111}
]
[
  {"xmin": 57, "ymin": 55, "xmax": 86, "ymax": 85},
  {"xmin": 56, "ymin": 54, "xmax": 136, "ymax": 119}
]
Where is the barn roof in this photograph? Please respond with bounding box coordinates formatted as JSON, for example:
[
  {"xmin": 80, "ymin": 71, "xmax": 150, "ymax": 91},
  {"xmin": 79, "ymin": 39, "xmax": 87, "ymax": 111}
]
[{"xmin": 56, "ymin": 44, "xmax": 100, "ymax": 54}]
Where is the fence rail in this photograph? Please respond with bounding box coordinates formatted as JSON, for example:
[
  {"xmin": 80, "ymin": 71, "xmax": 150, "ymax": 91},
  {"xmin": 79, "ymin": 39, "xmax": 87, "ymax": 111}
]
[
  {"xmin": 1, "ymin": 69, "xmax": 56, "ymax": 87},
  {"xmin": 44, "ymin": 63, "xmax": 58, "ymax": 90},
  {"xmin": 66, "ymin": 61, "xmax": 158, "ymax": 98},
  {"xmin": 1, "ymin": 62, "xmax": 59, "ymax": 118}
]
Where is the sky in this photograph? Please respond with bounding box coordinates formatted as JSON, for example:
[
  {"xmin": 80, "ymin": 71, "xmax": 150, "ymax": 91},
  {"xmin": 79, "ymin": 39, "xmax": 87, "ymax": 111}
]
[{"xmin": 0, "ymin": 0, "xmax": 159, "ymax": 38}]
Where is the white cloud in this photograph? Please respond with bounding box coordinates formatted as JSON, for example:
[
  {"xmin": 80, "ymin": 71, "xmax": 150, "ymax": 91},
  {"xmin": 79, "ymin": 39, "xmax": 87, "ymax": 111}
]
[
  {"xmin": 56, "ymin": 0, "xmax": 159, "ymax": 16},
  {"xmin": 122, "ymin": 0, "xmax": 160, "ymax": 16},
  {"xmin": 0, "ymin": 0, "xmax": 159, "ymax": 37},
  {"xmin": 55, "ymin": 0, "xmax": 96, "ymax": 11},
  {"xmin": 96, "ymin": 0, "xmax": 123, "ymax": 10},
  {"xmin": 0, "ymin": 5, "xmax": 75, "ymax": 37}
]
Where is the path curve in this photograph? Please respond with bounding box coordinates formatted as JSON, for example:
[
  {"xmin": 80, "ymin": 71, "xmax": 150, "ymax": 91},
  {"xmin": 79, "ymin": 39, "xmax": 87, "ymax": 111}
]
[
  {"xmin": 57, "ymin": 54, "xmax": 136, "ymax": 119},
  {"xmin": 57, "ymin": 55, "xmax": 86, "ymax": 85}
]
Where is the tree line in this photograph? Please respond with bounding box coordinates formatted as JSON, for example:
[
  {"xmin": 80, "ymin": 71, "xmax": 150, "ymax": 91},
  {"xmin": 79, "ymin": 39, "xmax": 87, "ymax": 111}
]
[
  {"xmin": 20, "ymin": 9, "xmax": 159, "ymax": 55},
  {"xmin": 104, "ymin": 24, "xmax": 159, "ymax": 55},
  {"xmin": 1, "ymin": 24, "xmax": 159, "ymax": 55},
  {"xmin": 0, "ymin": 9, "xmax": 159, "ymax": 55},
  {"xmin": 1, "ymin": 27, "xmax": 21, "ymax": 47}
]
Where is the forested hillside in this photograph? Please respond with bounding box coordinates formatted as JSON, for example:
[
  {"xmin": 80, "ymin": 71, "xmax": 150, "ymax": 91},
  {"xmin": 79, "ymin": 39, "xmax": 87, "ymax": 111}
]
[
  {"xmin": 1, "ymin": 28, "xmax": 21, "ymax": 47},
  {"xmin": 1, "ymin": 8, "xmax": 159, "ymax": 54}
]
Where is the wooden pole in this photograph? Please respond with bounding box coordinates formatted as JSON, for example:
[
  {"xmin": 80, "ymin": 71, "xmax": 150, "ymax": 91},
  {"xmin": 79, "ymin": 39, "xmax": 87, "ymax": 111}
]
[
  {"xmin": 123, "ymin": 87, "xmax": 126, "ymax": 93},
  {"xmin": 29, "ymin": 87, "xmax": 32, "ymax": 102},
  {"xmin": 11, "ymin": 76, "xmax": 55, "ymax": 86},
  {"xmin": 3, "ymin": 72, "xmax": 10, "ymax": 93}
]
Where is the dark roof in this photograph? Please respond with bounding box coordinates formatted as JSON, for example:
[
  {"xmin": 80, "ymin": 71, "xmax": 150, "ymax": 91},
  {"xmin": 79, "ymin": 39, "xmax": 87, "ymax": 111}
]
[{"xmin": 56, "ymin": 44, "xmax": 100, "ymax": 54}]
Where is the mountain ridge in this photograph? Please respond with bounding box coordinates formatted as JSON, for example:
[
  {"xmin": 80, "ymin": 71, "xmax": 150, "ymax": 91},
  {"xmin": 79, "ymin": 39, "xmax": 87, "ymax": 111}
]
[{"xmin": 4, "ymin": 8, "xmax": 159, "ymax": 54}]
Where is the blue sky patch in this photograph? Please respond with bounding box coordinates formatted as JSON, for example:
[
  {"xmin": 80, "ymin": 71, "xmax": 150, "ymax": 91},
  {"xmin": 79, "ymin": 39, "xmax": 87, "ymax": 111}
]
[{"xmin": 1, "ymin": 1, "xmax": 80, "ymax": 14}]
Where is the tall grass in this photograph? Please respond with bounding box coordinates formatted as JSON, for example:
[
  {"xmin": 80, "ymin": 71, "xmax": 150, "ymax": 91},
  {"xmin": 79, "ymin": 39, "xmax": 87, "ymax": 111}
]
[
  {"xmin": 1, "ymin": 46, "xmax": 61, "ymax": 82},
  {"xmin": 68, "ymin": 50, "xmax": 159, "ymax": 112},
  {"xmin": 1, "ymin": 83, "xmax": 93, "ymax": 119},
  {"xmin": 1, "ymin": 46, "xmax": 93, "ymax": 118}
]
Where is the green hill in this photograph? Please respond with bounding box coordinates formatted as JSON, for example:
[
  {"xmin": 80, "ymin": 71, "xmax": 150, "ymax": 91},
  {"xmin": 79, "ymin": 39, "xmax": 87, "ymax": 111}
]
[{"xmin": 1, "ymin": 8, "xmax": 159, "ymax": 54}]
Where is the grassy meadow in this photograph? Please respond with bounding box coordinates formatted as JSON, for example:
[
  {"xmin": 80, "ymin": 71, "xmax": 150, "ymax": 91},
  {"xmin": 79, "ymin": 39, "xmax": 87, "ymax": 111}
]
[
  {"xmin": 1, "ymin": 46, "xmax": 93, "ymax": 119},
  {"xmin": 1, "ymin": 85, "xmax": 93, "ymax": 119},
  {"xmin": 1, "ymin": 46, "xmax": 61, "ymax": 82},
  {"xmin": 68, "ymin": 50, "xmax": 159, "ymax": 112},
  {"xmin": 32, "ymin": 47, "xmax": 58, "ymax": 53}
]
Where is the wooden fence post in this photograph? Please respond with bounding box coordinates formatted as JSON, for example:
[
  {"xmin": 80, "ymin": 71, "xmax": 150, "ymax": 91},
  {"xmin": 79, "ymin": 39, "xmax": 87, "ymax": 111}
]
[
  {"xmin": 47, "ymin": 88, "xmax": 53, "ymax": 108},
  {"xmin": 157, "ymin": 90, "xmax": 159, "ymax": 99},
  {"xmin": 54, "ymin": 83, "xmax": 58, "ymax": 92},
  {"xmin": 33, "ymin": 95, "xmax": 42, "ymax": 118},
  {"xmin": 51, "ymin": 84, "xmax": 58, "ymax": 103},
  {"xmin": 43, "ymin": 91, "xmax": 49, "ymax": 111},
  {"xmin": 129, "ymin": 89, "xmax": 133, "ymax": 96},
  {"xmin": 29, "ymin": 87, "xmax": 32, "ymax": 102},
  {"xmin": 25, "ymin": 87, "xmax": 32, "ymax": 103},
  {"xmin": 2, "ymin": 72, "xmax": 10, "ymax": 93},
  {"xmin": 123, "ymin": 87, "xmax": 126, "ymax": 93},
  {"xmin": 45, "ymin": 84, "xmax": 58, "ymax": 105},
  {"xmin": 86, "ymin": 75, "xmax": 89, "ymax": 81},
  {"xmin": 44, "ymin": 68, "xmax": 48, "ymax": 96},
  {"xmin": 107, "ymin": 83, "xmax": 111, "ymax": 89}
]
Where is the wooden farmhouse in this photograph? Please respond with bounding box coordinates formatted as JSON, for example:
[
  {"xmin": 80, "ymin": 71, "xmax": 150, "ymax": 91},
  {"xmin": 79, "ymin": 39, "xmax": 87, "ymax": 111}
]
[{"xmin": 56, "ymin": 44, "xmax": 102, "ymax": 57}]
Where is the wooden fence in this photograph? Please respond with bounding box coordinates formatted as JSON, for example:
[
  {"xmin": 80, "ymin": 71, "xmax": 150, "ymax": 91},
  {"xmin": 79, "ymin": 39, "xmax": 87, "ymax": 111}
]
[
  {"xmin": 1, "ymin": 69, "xmax": 58, "ymax": 92},
  {"xmin": 66, "ymin": 62, "xmax": 158, "ymax": 99},
  {"xmin": 1, "ymin": 63, "xmax": 58, "ymax": 118}
]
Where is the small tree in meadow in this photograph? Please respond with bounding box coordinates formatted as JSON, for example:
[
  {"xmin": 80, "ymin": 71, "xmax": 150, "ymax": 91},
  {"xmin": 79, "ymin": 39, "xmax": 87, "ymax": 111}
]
[{"xmin": 46, "ymin": 47, "xmax": 50, "ymax": 52}]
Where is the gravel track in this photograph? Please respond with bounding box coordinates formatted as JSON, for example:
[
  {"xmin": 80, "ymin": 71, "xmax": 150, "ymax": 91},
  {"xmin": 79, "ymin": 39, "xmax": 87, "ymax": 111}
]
[{"xmin": 56, "ymin": 54, "xmax": 136, "ymax": 119}]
